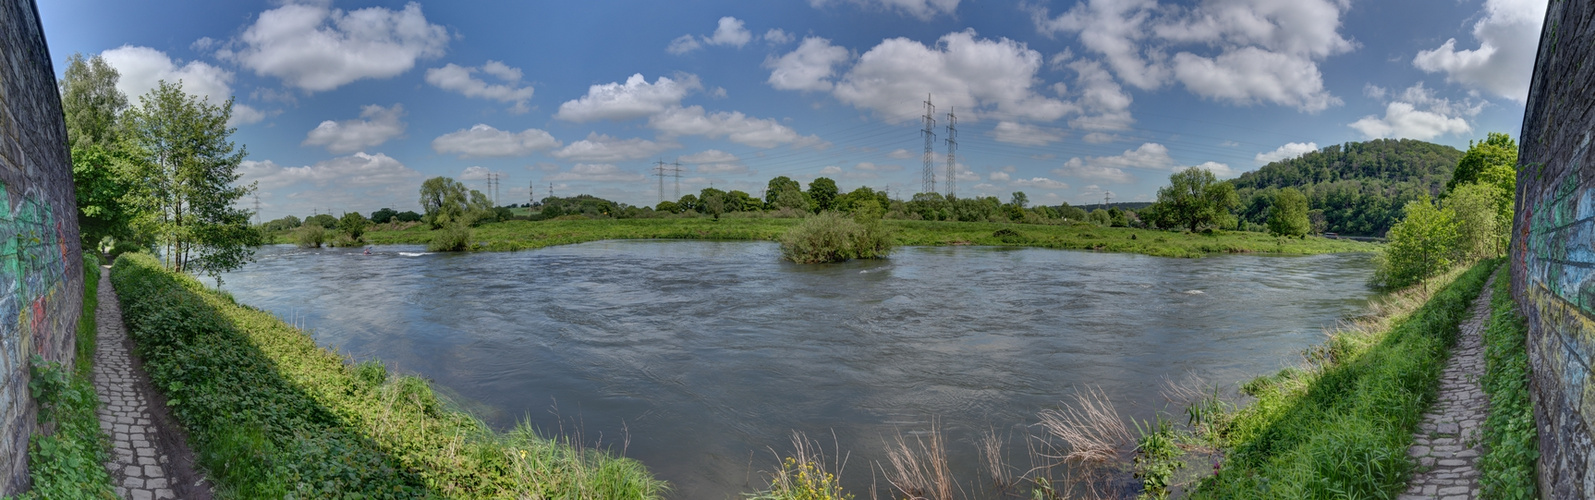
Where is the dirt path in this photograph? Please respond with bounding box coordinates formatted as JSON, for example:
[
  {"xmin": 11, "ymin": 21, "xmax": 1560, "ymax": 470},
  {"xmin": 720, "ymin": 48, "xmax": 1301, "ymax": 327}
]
[
  {"xmin": 1399, "ymin": 275, "xmax": 1495, "ymax": 499},
  {"xmin": 93, "ymin": 266, "xmax": 213, "ymax": 500}
]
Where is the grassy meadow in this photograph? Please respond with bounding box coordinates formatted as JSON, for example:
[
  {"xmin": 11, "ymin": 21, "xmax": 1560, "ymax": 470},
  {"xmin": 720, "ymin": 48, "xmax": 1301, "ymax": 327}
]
[{"xmin": 323, "ymin": 217, "xmax": 1379, "ymax": 258}]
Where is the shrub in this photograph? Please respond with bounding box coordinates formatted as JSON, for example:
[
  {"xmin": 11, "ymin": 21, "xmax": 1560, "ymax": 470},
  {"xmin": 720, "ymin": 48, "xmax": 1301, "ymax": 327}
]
[
  {"xmin": 294, "ymin": 225, "xmax": 327, "ymax": 248},
  {"xmin": 779, "ymin": 211, "xmax": 894, "ymax": 263},
  {"xmin": 429, "ymin": 224, "xmax": 472, "ymax": 252}
]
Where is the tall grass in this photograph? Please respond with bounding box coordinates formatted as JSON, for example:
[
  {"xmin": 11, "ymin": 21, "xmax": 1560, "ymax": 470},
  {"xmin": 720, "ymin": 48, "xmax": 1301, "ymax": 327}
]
[
  {"xmin": 109, "ymin": 253, "xmax": 665, "ymax": 498},
  {"xmin": 1190, "ymin": 259, "xmax": 1497, "ymax": 498},
  {"xmin": 778, "ymin": 212, "xmax": 895, "ymax": 264},
  {"xmin": 1478, "ymin": 268, "xmax": 1538, "ymax": 499}
]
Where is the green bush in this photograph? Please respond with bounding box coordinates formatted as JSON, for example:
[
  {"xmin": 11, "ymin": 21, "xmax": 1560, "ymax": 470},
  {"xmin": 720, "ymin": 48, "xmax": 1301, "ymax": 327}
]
[
  {"xmin": 429, "ymin": 223, "xmax": 472, "ymax": 252},
  {"xmin": 778, "ymin": 211, "xmax": 894, "ymax": 263},
  {"xmin": 1478, "ymin": 269, "xmax": 1538, "ymax": 499},
  {"xmin": 294, "ymin": 225, "xmax": 327, "ymax": 248},
  {"xmin": 110, "ymin": 253, "xmax": 665, "ymax": 498}
]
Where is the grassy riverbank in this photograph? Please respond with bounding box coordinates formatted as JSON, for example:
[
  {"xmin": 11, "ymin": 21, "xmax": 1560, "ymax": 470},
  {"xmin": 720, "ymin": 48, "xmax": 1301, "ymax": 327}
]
[
  {"xmin": 109, "ymin": 253, "xmax": 665, "ymax": 499},
  {"xmin": 1190, "ymin": 259, "xmax": 1497, "ymax": 498},
  {"xmin": 1478, "ymin": 269, "xmax": 1538, "ymax": 498},
  {"xmin": 340, "ymin": 218, "xmax": 1378, "ymax": 258}
]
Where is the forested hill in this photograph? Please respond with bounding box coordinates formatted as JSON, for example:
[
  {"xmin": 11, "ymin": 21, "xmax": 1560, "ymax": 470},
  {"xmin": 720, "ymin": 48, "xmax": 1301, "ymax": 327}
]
[{"xmin": 1232, "ymin": 139, "xmax": 1463, "ymax": 236}]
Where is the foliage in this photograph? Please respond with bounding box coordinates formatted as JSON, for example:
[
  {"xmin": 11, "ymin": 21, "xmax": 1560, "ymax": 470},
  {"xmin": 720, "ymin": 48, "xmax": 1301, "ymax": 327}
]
[
  {"xmin": 304, "ymin": 213, "xmax": 338, "ymax": 229},
  {"xmin": 1133, "ymin": 417, "xmax": 1184, "ymax": 499},
  {"xmin": 60, "ymin": 53, "xmax": 128, "ymax": 150},
  {"xmin": 779, "ymin": 212, "xmax": 895, "ymax": 263},
  {"xmin": 1374, "ymin": 196, "xmax": 1457, "ymax": 289},
  {"xmin": 807, "ymin": 177, "xmax": 839, "ymax": 213},
  {"xmin": 261, "ymin": 215, "xmax": 301, "ymax": 232},
  {"xmin": 1232, "ymin": 139, "xmax": 1462, "ymax": 236},
  {"xmin": 61, "ymin": 53, "xmax": 139, "ymax": 249},
  {"xmin": 12, "ymin": 256, "xmax": 116, "ymax": 500},
  {"xmin": 122, "ymin": 80, "xmax": 259, "ymax": 278},
  {"xmin": 395, "ymin": 210, "xmax": 422, "ymax": 223},
  {"xmin": 338, "ymin": 212, "xmax": 370, "ymax": 241},
  {"xmin": 1446, "ymin": 132, "xmax": 1517, "ymax": 194},
  {"xmin": 429, "ymin": 223, "xmax": 473, "ymax": 252},
  {"xmin": 1448, "ymin": 182, "xmax": 1503, "ymax": 262},
  {"xmin": 419, "ymin": 177, "xmax": 493, "ymax": 228},
  {"xmin": 294, "ymin": 225, "xmax": 327, "ymax": 248},
  {"xmin": 766, "ymin": 176, "xmax": 803, "ymax": 207},
  {"xmin": 1266, "ymin": 187, "xmax": 1311, "ymax": 238},
  {"xmin": 746, "ymin": 457, "xmax": 852, "ymax": 500},
  {"xmin": 1478, "ymin": 269, "xmax": 1538, "ymax": 499},
  {"xmin": 1192, "ymin": 261, "xmax": 1496, "ymax": 499},
  {"xmin": 109, "ymin": 253, "xmax": 667, "ymax": 498},
  {"xmin": 1152, "ymin": 168, "xmax": 1239, "ymax": 231},
  {"xmin": 368, "ymin": 208, "xmax": 399, "ymax": 224}
]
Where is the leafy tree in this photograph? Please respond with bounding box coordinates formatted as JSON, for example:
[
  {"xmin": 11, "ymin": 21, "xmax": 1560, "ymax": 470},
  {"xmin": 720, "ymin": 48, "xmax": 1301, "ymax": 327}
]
[
  {"xmin": 60, "ymin": 53, "xmax": 127, "ymax": 150},
  {"xmin": 543, "ymin": 204, "xmax": 566, "ymax": 218},
  {"xmin": 305, "ymin": 213, "xmax": 338, "ymax": 228},
  {"xmin": 1057, "ymin": 204, "xmax": 1088, "ymax": 221},
  {"xmin": 419, "ymin": 177, "xmax": 471, "ymax": 228},
  {"xmin": 808, "ymin": 177, "xmax": 839, "ymax": 212},
  {"xmin": 1154, "ymin": 167, "xmax": 1239, "ymax": 231},
  {"xmin": 836, "ymin": 186, "xmax": 891, "ymax": 214},
  {"xmin": 1448, "ymin": 182, "xmax": 1502, "ymax": 262},
  {"xmin": 1307, "ymin": 209, "xmax": 1327, "ymax": 234},
  {"xmin": 1232, "ymin": 139, "xmax": 1462, "ymax": 235},
  {"xmin": 122, "ymin": 80, "xmax": 259, "ymax": 277},
  {"xmin": 655, "ymin": 201, "xmax": 679, "ymax": 214},
  {"xmin": 338, "ymin": 212, "xmax": 370, "ymax": 241},
  {"xmin": 395, "ymin": 210, "xmax": 422, "ymax": 223},
  {"xmin": 1010, "ymin": 191, "xmax": 1028, "ymax": 208},
  {"xmin": 773, "ymin": 184, "xmax": 809, "ymax": 212},
  {"xmin": 1446, "ymin": 132, "xmax": 1517, "ymax": 193},
  {"xmin": 726, "ymin": 190, "xmax": 758, "ymax": 212},
  {"xmin": 1375, "ymin": 196, "xmax": 1457, "ymax": 289},
  {"xmin": 905, "ymin": 192, "xmax": 949, "ymax": 220},
  {"xmin": 1266, "ymin": 187, "xmax": 1311, "ymax": 238},
  {"xmin": 369, "ymin": 207, "xmax": 399, "ymax": 224},
  {"xmin": 1088, "ymin": 208, "xmax": 1111, "ymax": 226},
  {"xmin": 261, "ymin": 215, "xmax": 300, "ymax": 232},
  {"xmin": 1108, "ymin": 207, "xmax": 1127, "ymax": 227},
  {"xmin": 677, "ymin": 194, "xmax": 701, "ymax": 213},
  {"xmin": 700, "ymin": 187, "xmax": 728, "ymax": 219},
  {"xmin": 766, "ymin": 176, "xmax": 802, "ymax": 207},
  {"xmin": 61, "ymin": 53, "xmax": 138, "ymax": 248}
]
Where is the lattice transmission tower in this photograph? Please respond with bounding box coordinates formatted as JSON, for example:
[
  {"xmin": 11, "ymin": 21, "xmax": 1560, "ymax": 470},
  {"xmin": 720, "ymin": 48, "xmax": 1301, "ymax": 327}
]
[{"xmin": 921, "ymin": 94, "xmax": 937, "ymax": 195}]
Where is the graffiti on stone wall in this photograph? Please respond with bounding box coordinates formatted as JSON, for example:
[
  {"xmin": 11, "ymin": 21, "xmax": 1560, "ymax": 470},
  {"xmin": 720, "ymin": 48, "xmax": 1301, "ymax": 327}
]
[{"xmin": 0, "ymin": 178, "xmax": 67, "ymax": 415}]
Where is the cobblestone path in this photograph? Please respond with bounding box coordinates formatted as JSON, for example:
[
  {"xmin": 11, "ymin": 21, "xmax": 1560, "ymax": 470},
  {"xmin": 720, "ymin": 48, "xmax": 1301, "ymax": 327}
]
[
  {"xmin": 92, "ymin": 266, "xmax": 180, "ymax": 500},
  {"xmin": 1399, "ymin": 275, "xmax": 1495, "ymax": 499}
]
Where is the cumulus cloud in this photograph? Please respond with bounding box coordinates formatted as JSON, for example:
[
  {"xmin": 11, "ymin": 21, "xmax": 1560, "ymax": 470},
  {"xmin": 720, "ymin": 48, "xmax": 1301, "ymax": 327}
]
[
  {"xmin": 238, "ymin": 152, "xmax": 421, "ymax": 190},
  {"xmin": 854, "ymin": 162, "xmax": 903, "ymax": 171},
  {"xmin": 764, "ymin": 28, "xmax": 795, "ymax": 45},
  {"xmin": 1033, "ymin": 0, "xmax": 1353, "ymax": 112},
  {"xmin": 425, "ymin": 61, "xmax": 535, "ymax": 113},
  {"xmin": 820, "ymin": 165, "xmax": 844, "ymax": 175},
  {"xmin": 1068, "ymin": 60, "xmax": 1133, "ymax": 131},
  {"xmin": 1054, "ymin": 142, "xmax": 1179, "ymax": 183},
  {"xmin": 648, "ymin": 105, "xmax": 822, "ymax": 148},
  {"xmin": 1413, "ymin": 0, "xmax": 1544, "ymax": 102},
  {"xmin": 1176, "ymin": 160, "xmax": 1236, "ymax": 178},
  {"xmin": 459, "ymin": 165, "xmax": 494, "ymax": 180},
  {"xmin": 808, "ymin": 0, "xmax": 960, "ymax": 20},
  {"xmin": 992, "ymin": 121, "xmax": 1065, "ymax": 146},
  {"xmin": 989, "ymin": 171, "xmax": 1011, "ymax": 181},
  {"xmin": 431, "ymin": 124, "xmax": 561, "ymax": 158},
  {"xmin": 547, "ymin": 163, "xmax": 648, "ymax": 182},
  {"xmin": 1255, "ymin": 141, "xmax": 1318, "ymax": 165},
  {"xmin": 1011, "ymin": 177, "xmax": 1070, "ymax": 189},
  {"xmin": 709, "ymin": 17, "xmax": 753, "ymax": 47},
  {"xmin": 765, "ymin": 37, "xmax": 851, "ymax": 92},
  {"xmin": 1082, "ymin": 132, "xmax": 1122, "ymax": 143},
  {"xmin": 831, "ymin": 30, "xmax": 1074, "ymax": 123},
  {"xmin": 666, "ymin": 35, "xmax": 703, "ymax": 55},
  {"xmin": 551, "ymin": 133, "xmax": 676, "ymax": 162},
  {"xmin": 1348, "ymin": 83, "xmax": 1479, "ymax": 140},
  {"xmin": 302, "ymin": 104, "xmax": 406, "ymax": 154},
  {"xmin": 887, "ymin": 148, "xmax": 916, "ymax": 159},
  {"xmin": 99, "ymin": 45, "xmax": 265, "ymax": 126},
  {"xmin": 555, "ymin": 73, "xmax": 700, "ymax": 122},
  {"xmin": 217, "ymin": 2, "xmax": 448, "ymax": 92},
  {"xmin": 681, "ymin": 149, "xmax": 746, "ymax": 174}
]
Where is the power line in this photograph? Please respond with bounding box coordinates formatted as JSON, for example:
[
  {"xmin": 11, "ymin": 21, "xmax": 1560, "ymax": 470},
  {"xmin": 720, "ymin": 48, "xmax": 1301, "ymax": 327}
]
[
  {"xmin": 672, "ymin": 160, "xmax": 683, "ymax": 200},
  {"xmin": 945, "ymin": 106, "xmax": 957, "ymax": 199},
  {"xmin": 921, "ymin": 94, "xmax": 937, "ymax": 195},
  {"xmin": 654, "ymin": 159, "xmax": 668, "ymax": 202},
  {"xmin": 252, "ymin": 193, "xmax": 261, "ymax": 225}
]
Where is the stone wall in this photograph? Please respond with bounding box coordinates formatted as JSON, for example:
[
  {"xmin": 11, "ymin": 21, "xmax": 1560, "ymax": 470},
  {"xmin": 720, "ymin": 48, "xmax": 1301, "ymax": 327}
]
[
  {"xmin": 0, "ymin": 0, "xmax": 84, "ymax": 494},
  {"xmin": 1514, "ymin": 0, "xmax": 1595, "ymax": 497}
]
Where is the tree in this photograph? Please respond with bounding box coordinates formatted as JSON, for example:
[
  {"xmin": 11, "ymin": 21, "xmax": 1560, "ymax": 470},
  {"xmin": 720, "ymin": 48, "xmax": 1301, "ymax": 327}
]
[
  {"xmin": 1154, "ymin": 167, "xmax": 1239, "ymax": 232},
  {"xmin": 1010, "ymin": 191, "xmax": 1028, "ymax": 208},
  {"xmin": 1448, "ymin": 182, "xmax": 1502, "ymax": 262},
  {"xmin": 700, "ymin": 187, "xmax": 728, "ymax": 219},
  {"xmin": 808, "ymin": 177, "xmax": 839, "ymax": 212},
  {"xmin": 305, "ymin": 213, "xmax": 338, "ymax": 228},
  {"xmin": 726, "ymin": 190, "xmax": 757, "ymax": 212},
  {"xmin": 122, "ymin": 80, "xmax": 260, "ymax": 277},
  {"xmin": 773, "ymin": 184, "xmax": 809, "ymax": 212},
  {"xmin": 338, "ymin": 212, "xmax": 370, "ymax": 241},
  {"xmin": 419, "ymin": 177, "xmax": 470, "ymax": 228},
  {"xmin": 1266, "ymin": 187, "xmax": 1311, "ymax": 238},
  {"xmin": 677, "ymin": 194, "xmax": 701, "ymax": 213},
  {"xmin": 395, "ymin": 211, "xmax": 422, "ymax": 223},
  {"xmin": 1446, "ymin": 132, "xmax": 1516, "ymax": 194},
  {"xmin": 61, "ymin": 53, "xmax": 138, "ymax": 249},
  {"xmin": 369, "ymin": 207, "xmax": 399, "ymax": 224},
  {"xmin": 1375, "ymin": 196, "xmax": 1457, "ymax": 289},
  {"xmin": 654, "ymin": 201, "xmax": 679, "ymax": 214},
  {"xmin": 60, "ymin": 53, "xmax": 127, "ymax": 150},
  {"xmin": 766, "ymin": 176, "xmax": 802, "ymax": 207}
]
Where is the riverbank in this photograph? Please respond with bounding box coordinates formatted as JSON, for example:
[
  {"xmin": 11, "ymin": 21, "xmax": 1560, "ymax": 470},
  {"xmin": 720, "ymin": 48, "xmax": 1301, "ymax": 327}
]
[
  {"xmin": 327, "ymin": 218, "xmax": 1379, "ymax": 258},
  {"xmin": 108, "ymin": 253, "xmax": 666, "ymax": 498}
]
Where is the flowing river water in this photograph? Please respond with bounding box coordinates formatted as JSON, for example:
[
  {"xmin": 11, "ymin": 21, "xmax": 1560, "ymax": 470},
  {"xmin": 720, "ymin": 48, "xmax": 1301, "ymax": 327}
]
[{"xmin": 219, "ymin": 241, "xmax": 1377, "ymax": 498}]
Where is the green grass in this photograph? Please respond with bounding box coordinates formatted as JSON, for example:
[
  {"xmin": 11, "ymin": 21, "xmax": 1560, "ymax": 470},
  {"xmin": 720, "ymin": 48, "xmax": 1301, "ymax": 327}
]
[
  {"xmin": 9, "ymin": 254, "xmax": 117, "ymax": 500},
  {"xmin": 1190, "ymin": 259, "xmax": 1497, "ymax": 499},
  {"xmin": 109, "ymin": 253, "xmax": 665, "ymax": 499},
  {"xmin": 1478, "ymin": 268, "xmax": 1538, "ymax": 499},
  {"xmin": 332, "ymin": 217, "xmax": 1379, "ymax": 258}
]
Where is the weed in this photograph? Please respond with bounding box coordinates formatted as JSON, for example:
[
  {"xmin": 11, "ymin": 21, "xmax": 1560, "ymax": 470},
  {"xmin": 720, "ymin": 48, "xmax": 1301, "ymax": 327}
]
[{"xmin": 1477, "ymin": 268, "xmax": 1538, "ymax": 499}]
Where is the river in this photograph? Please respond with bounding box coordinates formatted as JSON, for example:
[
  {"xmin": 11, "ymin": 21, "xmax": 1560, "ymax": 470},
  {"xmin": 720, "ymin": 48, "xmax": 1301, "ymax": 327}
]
[{"xmin": 219, "ymin": 241, "xmax": 1376, "ymax": 498}]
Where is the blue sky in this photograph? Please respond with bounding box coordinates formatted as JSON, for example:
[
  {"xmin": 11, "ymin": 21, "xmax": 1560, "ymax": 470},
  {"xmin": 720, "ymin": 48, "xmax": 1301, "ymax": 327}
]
[{"xmin": 40, "ymin": 0, "xmax": 1542, "ymax": 220}]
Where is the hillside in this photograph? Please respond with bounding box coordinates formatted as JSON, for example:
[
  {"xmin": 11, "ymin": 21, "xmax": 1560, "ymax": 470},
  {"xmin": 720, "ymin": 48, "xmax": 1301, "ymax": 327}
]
[{"xmin": 1232, "ymin": 139, "xmax": 1462, "ymax": 236}]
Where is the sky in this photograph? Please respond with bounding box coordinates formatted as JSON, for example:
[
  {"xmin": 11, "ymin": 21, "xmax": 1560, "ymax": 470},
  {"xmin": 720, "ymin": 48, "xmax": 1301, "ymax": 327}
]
[{"xmin": 39, "ymin": 0, "xmax": 1544, "ymax": 220}]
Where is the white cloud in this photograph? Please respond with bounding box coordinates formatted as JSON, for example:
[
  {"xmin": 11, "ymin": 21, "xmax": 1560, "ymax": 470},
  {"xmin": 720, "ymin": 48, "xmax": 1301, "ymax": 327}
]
[
  {"xmin": 239, "ymin": 152, "xmax": 421, "ymax": 190},
  {"xmin": 989, "ymin": 171, "xmax": 1011, "ymax": 181},
  {"xmin": 855, "ymin": 162, "xmax": 903, "ymax": 172},
  {"xmin": 218, "ymin": 2, "xmax": 448, "ymax": 92},
  {"xmin": 697, "ymin": 163, "xmax": 749, "ymax": 174},
  {"xmin": 100, "ymin": 45, "xmax": 246, "ymax": 119},
  {"xmin": 1054, "ymin": 142, "xmax": 1177, "ymax": 183},
  {"xmin": 710, "ymin": 17, "xmax": 753, "ymax": 47},
  {"xmin": 1348, "ymin": 83, "xmax": 1479, "ymax": 140},
  {"xmin": 1082, "ymin": 132, "xmax": 1122, "ymax": 143},
  {"xmin": 808, "ymin": 0, "xmax": 960, "ymax": 20},
  {"xmin": 681, "ymin": 149, "xmax": 740, "ymax": 164},
  {"xmin": 1068, "ymin": 60, "xmax": 1133, "ymax": 131},
  {"xmin": 1413, "ymin": 0, "xmax": 1544, "ymax": 102},
  {"xmin": 302, "ymin": 104, "xmax": 406, "ymax": 154},
  {"xmin": 832, "ymin": 30, "xmax": 1074, "ymax": 123},
  {"xmin": 551, "ymin": 133, "xmax": 676, "ymax": 162},
  {"xmin": 547, "ymin": 163, "xmax": 648, "ymax": 182},
  {"xmin": 460, "ymin": 165, "xmax": 494, "ymax": 180},
  {"xmin": 1011, "ymin": 177, "xmax": 1070, "ymax": 190},
  {"xmin": 765, "ymin": 37, "xmax": 851, "ymax": 92},
  {"xmin": 431, "ymin": 124, "xmax": 561, "ymax": 158},
  {"xmin": 887, "ymin": 148, "xmax": 915, "ymax": 159},
  {"xmin": 764, "ymin": 28, "xmax": 795, "ymax": 45},
  {"xmin": 1254, "ymin": 142, "xmax": 1318, "ymax": 165},
  {"xmin": 648, "ymin": 105, "xmax": 821, "ymax": 148},
  {"xmin": 992, "ymin": 121, "xmax": 1065, "ymax": 146},
  {"xmin": 1033, "ymin": 0, "xmax": 1353, "ymax": 112},
  {"xmin": 1176, "ymin": 160, "xmax": 1236, "ymax": 178},
  {"xmin": 555, "ymin": 73, "xmax": 700, "ymax": 122},
  {"xmin": 667, "ymin": 34, "xmax": 703, "ymax": 55},
  {"xmin": 820, "ymin": 165, "xmax": 844, "ymax": 175},
  {"xmin": 425, "ymin": 61, "xmax": 535, "ymax": 113}
]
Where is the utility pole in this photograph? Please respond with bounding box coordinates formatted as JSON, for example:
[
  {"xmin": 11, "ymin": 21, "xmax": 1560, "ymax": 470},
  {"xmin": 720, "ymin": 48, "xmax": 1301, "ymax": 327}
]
[
  {"xmin": 672, "ymin": 160, "xmax": 683, "ymax": 200},
  {"xmin": 548, "ymin": 183, "xmax": 554, "ymax": 200},
  {"xmin": 921, "ymin": 94, "xmax": 937, "ymax": 195},
  {"xmin": 252, "ymin": 193, "xmax": 261, "ymax": 225},
  {"xmin": 1104, "ymin": 191, "xmax": 1112, "ymax": 209},
  {"xmin": 654, "ymin": 159, "xmax": 668, "ymax": 202},
  {"xmin": 945, "ymin": 106, "xmax": 957, "ymax": 199},
  {"xmin": 529, "ymin": 180, "xmax": 535, "ymax": 205}
]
